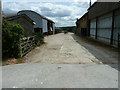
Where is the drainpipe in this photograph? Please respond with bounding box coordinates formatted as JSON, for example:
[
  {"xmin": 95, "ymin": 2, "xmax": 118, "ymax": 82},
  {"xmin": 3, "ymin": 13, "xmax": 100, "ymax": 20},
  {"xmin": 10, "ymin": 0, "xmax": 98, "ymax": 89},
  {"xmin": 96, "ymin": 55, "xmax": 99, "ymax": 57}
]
[{"xmin": 110, "ymin": 10, "xmax": 114, "ymax": 44}]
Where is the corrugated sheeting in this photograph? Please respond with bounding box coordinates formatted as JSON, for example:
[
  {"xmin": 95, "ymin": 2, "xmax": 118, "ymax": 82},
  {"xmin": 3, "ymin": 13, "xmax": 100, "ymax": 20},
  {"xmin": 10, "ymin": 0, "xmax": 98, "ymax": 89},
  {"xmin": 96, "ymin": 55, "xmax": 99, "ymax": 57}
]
[
  {"xmin": 53, "ymin": 23, "xmax": 55, "ymax": 31},
  {"xmin": 88, "ymin": 2, "xmax": 120, "ymax": 47},
  {"xmin": 97, "ymin": 13, "xmax": 112, "ymax": 43},
  {"xmin": 18, "ymin": 11, "xmax": 43, "ymax": 28},
  {"xmin": 113, "ymin": 9, "xmax": 120, "ymax": 45},
  {"xmin": 42, "ymin": 19, "xmax": 48, "ymax": 33},
  {"xmin": 52, "ymin": 23, "xmax": 55, "ymax": 34},
  {"xmin": 89, "ymin": 9, "xmax": 120, "ymax": 47},
  {"xmin": 90, "ymin": 19, "xmax": 96, "ymax": 38}
]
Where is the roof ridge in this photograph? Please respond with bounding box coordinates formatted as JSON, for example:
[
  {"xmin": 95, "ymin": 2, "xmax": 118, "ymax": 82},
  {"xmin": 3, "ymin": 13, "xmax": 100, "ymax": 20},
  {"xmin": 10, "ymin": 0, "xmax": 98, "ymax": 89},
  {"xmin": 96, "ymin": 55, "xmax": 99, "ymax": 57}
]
[{"xmin": 18, "ymin": 10, "xmax": 54, "ymax": 23}]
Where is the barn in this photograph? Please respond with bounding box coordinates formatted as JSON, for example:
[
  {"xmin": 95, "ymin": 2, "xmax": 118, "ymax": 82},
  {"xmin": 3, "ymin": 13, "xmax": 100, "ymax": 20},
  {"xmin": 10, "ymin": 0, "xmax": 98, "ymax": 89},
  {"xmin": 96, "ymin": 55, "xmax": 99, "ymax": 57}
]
[
  {"xmin": 88, "ymin": 2, "xmax": 120, "ymax": 47},
  {"xmin": 4, "ymin": 14, "xmax": 35, "ymax": 36},
  {"xmin": 17, "ymin": 10, "xmax": 55, "ymax": 35}
]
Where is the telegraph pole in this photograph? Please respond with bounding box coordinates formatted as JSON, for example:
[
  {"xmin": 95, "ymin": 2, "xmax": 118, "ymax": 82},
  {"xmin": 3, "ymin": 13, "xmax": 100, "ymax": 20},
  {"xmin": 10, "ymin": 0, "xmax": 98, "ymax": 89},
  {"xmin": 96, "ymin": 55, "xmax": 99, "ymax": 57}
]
[{"xmin": 90, "ymin": 0, "xmax": 91, "ymax": 7}]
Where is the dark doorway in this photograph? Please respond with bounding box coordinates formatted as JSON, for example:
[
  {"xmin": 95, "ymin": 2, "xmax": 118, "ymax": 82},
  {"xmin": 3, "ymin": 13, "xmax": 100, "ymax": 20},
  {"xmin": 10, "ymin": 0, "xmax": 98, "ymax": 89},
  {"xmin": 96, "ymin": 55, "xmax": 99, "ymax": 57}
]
[
  {"xmin": 81, "ymin": 28, "xmax": 87, "ymax": 37},
  {"xmin": 34, "ymin": 28, "xmax": 42, "ymax": 33}
]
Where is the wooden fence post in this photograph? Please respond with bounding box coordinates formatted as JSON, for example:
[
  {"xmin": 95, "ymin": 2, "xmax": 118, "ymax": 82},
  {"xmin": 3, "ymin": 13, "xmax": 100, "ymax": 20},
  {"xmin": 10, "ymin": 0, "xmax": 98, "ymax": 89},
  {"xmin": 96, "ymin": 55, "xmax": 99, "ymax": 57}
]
[
  {"xmin": 19, "ymin": 36, "xmax": 36, "ymax": 57},
  {"xmin": 19, "ymin": 38, "xmax": 23, "ymax": 57}
]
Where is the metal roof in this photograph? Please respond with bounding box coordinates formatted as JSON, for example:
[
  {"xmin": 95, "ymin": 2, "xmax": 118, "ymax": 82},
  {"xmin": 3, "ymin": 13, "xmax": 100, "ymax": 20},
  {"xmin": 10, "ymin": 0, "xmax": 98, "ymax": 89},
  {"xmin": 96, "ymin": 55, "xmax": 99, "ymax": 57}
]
[
  {"xmin": 4, "ymin": 14, "xmax": 35, "ymax": 24},
  {"xmin": 17, "ymin": 10, "xmax": 54, "ymax": 23}
]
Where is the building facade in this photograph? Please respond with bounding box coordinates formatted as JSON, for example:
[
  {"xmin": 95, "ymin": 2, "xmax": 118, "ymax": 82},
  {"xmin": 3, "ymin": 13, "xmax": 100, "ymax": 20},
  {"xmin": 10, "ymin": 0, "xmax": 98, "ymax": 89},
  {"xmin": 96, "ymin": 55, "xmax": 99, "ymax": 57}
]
[
  {"xmin": 4, "ymin": 14, "xmax": 35, "ymax": 36},
  {"xmin": 76, "ymin": 12, "xmax": 89, "ymax": 37},
  {"xmin": 18, "ymin": 10, "xmax": 55, "ymax": 35},
  {"xmin": 88, "ymin": 2, "xmax": 120, "ymax": 47},
  {"xmin": 75, "ymin": 2, "xmax": 120, "ymax": 47}
]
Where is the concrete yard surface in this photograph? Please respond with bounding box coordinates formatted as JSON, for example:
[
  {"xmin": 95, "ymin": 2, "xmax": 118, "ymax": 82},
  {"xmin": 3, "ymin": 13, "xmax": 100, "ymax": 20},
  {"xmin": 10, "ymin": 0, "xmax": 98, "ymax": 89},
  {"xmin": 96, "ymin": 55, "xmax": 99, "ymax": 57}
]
[
  {"xmin": 2, "ymin": 63, "xmax": 118, "ymax": 88},
  {"xmin": 25, "ymin": 33, "xmax": 108, "ymax": 64},
  {"xmin": 2, "ymin": 33, "xmax": 119, "ymax": 88}
]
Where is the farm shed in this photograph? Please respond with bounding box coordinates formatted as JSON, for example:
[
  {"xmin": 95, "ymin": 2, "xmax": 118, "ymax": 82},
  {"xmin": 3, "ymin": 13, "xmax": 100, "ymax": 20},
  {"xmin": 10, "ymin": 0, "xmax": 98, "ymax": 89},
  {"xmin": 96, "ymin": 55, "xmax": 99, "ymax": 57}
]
[
  {"xmin": 4, "ymin": 14, "xmax": 35, "ymax": 36},
  {"xmin": 17, "ymin": 10, "xmax": 55, "ymax": 35},
  {"xmin": 88, "ymin": 2, "xmax": 120, "ymax": 47},
  {"xmin": 76, "ymin": 12, "xmax": 89, "ymax": 37},
  {"xmin": 47, "ymin": 20, "xmax": 55, "ymax": 35}
]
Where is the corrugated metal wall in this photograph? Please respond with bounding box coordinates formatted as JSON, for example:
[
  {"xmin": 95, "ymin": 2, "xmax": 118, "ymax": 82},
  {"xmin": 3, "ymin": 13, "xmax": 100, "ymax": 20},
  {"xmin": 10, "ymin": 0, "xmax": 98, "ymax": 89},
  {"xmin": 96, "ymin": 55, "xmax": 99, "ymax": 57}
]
[
  {"xmin": 97, "ymin": 13, "xmax": 112, "ymax": 43},
  {"xmin": 88, "ymin": 2, "xmax": 120, "ymax": 47},
  {"xmin": 42, "ymin": 19, "xmax": 48, "ymax": 33},
  {"xmin": 90, "ymin": 19, "xmax": 96, "ymax": 38},
  {"xmin": 53, "ymin": 23, "xmax": 55, "ymax": 34},
  {"xmin": 53, "ymin": 23, "xmax": 55, "ymax": 31},
  {"xmin": 18, "ymin": 11, "xmax": 43, "ymax": 28},
  {"xmin": 113, "ymin": 9, "xmax": 120, "ymax": 45},
  {"xmin": 89, "ymin": 10, "xmax": 120, "ymax": 47}
]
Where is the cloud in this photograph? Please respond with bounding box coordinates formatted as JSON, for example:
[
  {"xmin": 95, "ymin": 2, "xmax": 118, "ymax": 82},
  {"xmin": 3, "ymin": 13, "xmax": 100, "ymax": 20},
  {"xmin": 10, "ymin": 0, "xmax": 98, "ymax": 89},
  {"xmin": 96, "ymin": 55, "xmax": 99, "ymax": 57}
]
[
  {"xmin": 2, "ymin": 0, "xmax": 91, "ymax": 2},
  {"xmin": 73, "ymin": 2, "xmax": 89, "ymax": 8},
  {"xmin": 41, "ymin": 6, "xmax": 71, "ymax": 17},
  {"xmin": 2, "ymin": 1, "xmax": 90, "ymax": 27},
  {"xmin": 40, "ymin": 7, "xmax": 52, "ymax": 11},
  {"xmin": 2, "ymin": 8, "xmax": 16, "ymax": 14}
]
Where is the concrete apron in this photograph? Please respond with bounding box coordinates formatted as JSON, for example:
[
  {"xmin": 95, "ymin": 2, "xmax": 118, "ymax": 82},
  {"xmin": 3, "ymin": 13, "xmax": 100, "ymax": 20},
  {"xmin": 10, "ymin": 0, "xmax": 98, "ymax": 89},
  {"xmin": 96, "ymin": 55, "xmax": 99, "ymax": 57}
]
[{"xmin": 2, "ymin": 63, "xmax": 118, "ymax": 88}]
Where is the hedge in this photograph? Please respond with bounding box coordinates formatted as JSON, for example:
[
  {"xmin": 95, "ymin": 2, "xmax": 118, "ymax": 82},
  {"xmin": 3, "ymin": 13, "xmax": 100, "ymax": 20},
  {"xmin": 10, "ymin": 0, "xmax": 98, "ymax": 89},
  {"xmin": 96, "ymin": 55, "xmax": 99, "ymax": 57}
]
[
  {"xmin": 2, "ymin": 20, "xmax": 44, "ymax": 59},
  {"xmin": 2, "ymin": 20, "xmax": 24, "ymax": 58}
]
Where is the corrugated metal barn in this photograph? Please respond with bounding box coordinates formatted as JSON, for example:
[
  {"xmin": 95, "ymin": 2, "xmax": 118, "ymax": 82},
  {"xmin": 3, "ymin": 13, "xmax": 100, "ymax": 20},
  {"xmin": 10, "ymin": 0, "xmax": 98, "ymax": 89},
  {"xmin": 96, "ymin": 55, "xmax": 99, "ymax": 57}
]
[
  {"xmin": 88, "ymin": 2, "xmax": 120, "ymax": 47},
  {"xmin": 17, "ymin": 10, "xmax": 55, "ymax": 35}
]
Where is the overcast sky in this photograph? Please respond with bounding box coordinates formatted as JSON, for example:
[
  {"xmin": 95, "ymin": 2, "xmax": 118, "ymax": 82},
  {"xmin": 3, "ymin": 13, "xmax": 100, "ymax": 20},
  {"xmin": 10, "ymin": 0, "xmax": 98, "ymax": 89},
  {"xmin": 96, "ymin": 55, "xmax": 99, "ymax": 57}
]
[{"xmin": 2, "ymin": 0, "xmax": 96, "ymax": 27}]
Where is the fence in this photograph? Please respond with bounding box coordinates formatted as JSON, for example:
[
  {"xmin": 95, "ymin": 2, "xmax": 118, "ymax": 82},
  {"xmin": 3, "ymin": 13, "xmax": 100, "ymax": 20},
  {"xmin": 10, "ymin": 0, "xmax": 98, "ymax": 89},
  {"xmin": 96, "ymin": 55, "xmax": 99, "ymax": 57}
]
[
  {"xmin": 20, "ymin": 36, "xmax": 36, "ymax": 57},
  {"xmin": 118, "ymin": 33, "xmax": 120, "ymax": 49}
]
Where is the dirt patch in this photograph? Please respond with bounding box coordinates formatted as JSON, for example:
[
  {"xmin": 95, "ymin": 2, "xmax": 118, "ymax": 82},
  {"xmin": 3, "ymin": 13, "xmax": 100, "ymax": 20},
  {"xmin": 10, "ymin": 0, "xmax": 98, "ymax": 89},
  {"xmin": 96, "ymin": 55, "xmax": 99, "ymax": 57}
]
[{"xmin": 2, "ymin": 57, "xmax": 26, "ymax": 66}]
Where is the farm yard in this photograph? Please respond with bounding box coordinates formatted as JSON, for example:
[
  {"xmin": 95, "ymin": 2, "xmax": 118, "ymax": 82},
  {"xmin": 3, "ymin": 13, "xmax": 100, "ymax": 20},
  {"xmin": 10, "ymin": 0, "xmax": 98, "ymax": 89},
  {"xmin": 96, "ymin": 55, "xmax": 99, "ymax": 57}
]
[
  {"xmin": 2, "ymin": 33, "xmax": 119, "ymax": 88},
  {"xmin": 1, "ymin": 1, "xmax": 120, "ymax": 89},
  {"xmin": 24, "ymin": 33, "xmax": 118, "ymax": 65}
]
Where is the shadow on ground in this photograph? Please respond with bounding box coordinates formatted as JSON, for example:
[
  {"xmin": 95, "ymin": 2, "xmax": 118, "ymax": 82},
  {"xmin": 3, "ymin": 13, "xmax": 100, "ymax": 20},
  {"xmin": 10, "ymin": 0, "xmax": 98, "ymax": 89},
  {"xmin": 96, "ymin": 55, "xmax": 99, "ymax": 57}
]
[{"xmin": 71, "ymin": 34, "xmax": 119, "ymax": 71}]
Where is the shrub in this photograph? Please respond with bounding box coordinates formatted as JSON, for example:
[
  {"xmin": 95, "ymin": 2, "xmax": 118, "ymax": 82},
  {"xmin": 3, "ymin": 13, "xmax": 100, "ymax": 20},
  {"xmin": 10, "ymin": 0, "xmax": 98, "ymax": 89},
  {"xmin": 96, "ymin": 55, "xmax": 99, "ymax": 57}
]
[
  {"xmin": 34, "ymin": 32, "xmax": 44, "ymax": 46},
  {"xmin": 2, "ymin": 20, "xmax": 24, "ymax": 58}
]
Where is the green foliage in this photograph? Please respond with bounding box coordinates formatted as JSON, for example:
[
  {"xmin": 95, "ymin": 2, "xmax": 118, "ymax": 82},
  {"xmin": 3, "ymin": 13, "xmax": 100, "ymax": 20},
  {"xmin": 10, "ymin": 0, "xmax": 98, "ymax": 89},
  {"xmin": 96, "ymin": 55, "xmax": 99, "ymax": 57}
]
[
  {"xmin": 2, "ymin": 20, "xmax": 24, "ymax": 58},
  {"xmin": 34, "ymin": 32, "xmax": 44, "ymax": 46},
  {"xmin": 60, "ymin": 26, "xmax": 75, "ymax": 33}
]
